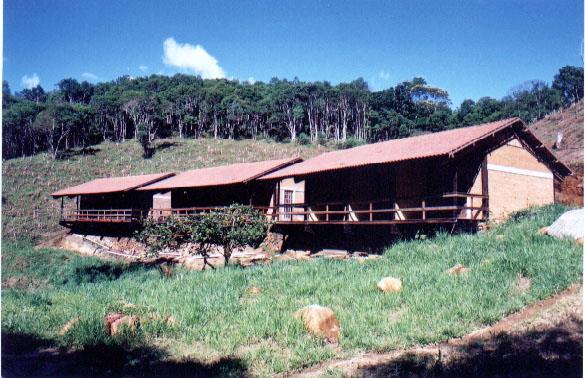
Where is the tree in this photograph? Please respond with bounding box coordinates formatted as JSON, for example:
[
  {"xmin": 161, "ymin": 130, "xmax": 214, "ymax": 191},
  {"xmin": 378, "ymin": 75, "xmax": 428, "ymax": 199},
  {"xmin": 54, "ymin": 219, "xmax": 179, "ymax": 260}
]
[
  {"xmin": 552, "ymin": 66, "xmax": 584, "ymax": 106},
  {"xmin": 136, "ymin": 205, "xmax": 269, "ymax": 266},
  {"xmin": 136, "ymin": 123, "xmax": 152, "ymax": 158},
  {"xmin": 19, "ymin": 85, "xmax": 47, "ymax": 104}
]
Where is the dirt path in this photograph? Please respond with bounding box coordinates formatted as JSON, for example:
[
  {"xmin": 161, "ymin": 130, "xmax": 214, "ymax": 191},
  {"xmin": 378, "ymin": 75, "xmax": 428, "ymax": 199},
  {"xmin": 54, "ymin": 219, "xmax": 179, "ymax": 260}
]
[{"xmin": 291, "ymin": 284, "xmax": 583, "ymax": 377}]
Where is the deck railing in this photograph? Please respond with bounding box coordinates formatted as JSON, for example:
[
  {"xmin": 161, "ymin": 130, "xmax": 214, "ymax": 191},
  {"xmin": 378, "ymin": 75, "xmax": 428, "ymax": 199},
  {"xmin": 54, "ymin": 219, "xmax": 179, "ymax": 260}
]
[
  {"xmin": 60, "ymin": 193, "xmax": 488, "ymax": 225},
  {"xmin": 61, "ymin": 209, "xmax": 138, "ymax": 223}
]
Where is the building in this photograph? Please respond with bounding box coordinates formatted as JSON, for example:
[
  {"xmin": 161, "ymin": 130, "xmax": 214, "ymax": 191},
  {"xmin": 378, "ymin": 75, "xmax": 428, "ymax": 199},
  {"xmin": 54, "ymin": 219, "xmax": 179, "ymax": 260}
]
[
  {"xmin": 52, "ymin": 172, "xmax": 175, "ymax": 225},
  {"xmin": 260, "ymin": 117, "xmax": 571, "ymax": 227},
  {"xmin": 136, "ymin": 157, "xmax": 301, "ymax": 219},
  {"xmin": 52, "ymin": 118, "xmax": 571, "ymax": 237}
]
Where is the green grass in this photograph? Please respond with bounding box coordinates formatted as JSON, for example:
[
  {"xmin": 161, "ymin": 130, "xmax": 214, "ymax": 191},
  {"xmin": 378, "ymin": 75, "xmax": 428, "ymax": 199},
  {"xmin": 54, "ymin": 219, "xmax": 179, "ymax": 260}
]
[
  {"xmin": 2, "ymin": 205, "xmax": 582, "ymax": 376},
  {"xmin": 2, "ymin": 137, "xmax": 328, "ymax": 241}
]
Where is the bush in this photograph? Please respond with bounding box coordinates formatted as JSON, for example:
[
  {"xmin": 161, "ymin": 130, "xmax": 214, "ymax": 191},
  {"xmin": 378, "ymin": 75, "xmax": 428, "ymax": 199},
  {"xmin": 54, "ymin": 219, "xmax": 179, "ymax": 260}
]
[
  {"xmin": 296, "ymin": 132, "xmax": 311, "ymax": 145},
  {"xmin": 136, "ymin": 123, "xmax": 152, "ymax": 158},
  {"xmin": 334, "ymin": 137, "xmax": 366, "ymax": 150},
  {"xmin": 136, "ymin": 205, "xmax": 270, "ymax": 265}
]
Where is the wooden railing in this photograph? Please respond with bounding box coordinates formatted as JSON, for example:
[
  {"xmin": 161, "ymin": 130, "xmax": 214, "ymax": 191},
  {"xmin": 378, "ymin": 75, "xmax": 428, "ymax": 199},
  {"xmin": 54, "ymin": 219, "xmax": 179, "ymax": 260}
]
[
  {"xmin": 61, "ymin": 209, "xmax": 138, "ymax": 223},
  {"xmin": 60, "ymin": 193, "xmax": 488, "ymax": 225}
]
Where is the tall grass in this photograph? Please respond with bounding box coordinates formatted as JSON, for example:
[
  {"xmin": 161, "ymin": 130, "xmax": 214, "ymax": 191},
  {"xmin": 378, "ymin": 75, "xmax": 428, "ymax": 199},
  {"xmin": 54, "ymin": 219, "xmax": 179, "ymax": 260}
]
[{"xmin": 2, "ymin": 205, "xmax": 582, "ymax": 376}]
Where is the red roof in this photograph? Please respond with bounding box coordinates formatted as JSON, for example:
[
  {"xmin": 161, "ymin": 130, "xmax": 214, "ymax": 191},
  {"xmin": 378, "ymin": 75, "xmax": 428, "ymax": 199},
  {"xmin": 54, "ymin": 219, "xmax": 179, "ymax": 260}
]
[
  {"xmin": 51, "ymin": 172, "xmax": 175, "ymax": 197},
  {"xmin": 137, "ymin": 157, "xmax": 302, "ymax": 191},
  {"xmin": 261, "ymin": 117, "xmax": 568, "ymax": 179}
]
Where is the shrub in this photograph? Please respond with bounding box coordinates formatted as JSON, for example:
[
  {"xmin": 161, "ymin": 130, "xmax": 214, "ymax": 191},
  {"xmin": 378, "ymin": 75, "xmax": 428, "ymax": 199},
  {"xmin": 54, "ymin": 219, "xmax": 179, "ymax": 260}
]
[
  {"xmin": 136, "ymin": 123, "xmax": 152, "ymax": 158},
  {"xmin": 296, "ymin": 132, "xmax": 311, "ymax": 145},
  {"xmin": 136, "ymin": 205, "xmax": 270, "ymax": 265}
]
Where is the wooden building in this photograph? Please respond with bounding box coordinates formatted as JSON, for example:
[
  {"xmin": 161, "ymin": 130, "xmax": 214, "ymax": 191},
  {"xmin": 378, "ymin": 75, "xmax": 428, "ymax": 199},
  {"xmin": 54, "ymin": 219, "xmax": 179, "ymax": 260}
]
[
  {"xmin": 261, "ymin": 118, "xmax": 571, "ymax": 226},
  {"xmin": 51, "ymin": 172, "xmax": 175, "ymax": 225},
  {"xmin": 134, "ymin": 158, "xmax": 301, "ymax": 219},
  {"xmin": 52, "ymin": 118, "xmax": 571, "ymax": 236}
]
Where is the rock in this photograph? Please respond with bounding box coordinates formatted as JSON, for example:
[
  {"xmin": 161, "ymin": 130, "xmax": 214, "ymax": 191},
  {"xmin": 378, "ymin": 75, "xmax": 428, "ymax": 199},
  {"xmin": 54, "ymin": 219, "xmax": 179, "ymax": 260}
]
[
  {"xmin": 59, "ymin": 317, "xmax": 80, "ymax": 336},
  {"xmin": 247, "ymin": 286, "xmax": 261, "ymax": 295},
  {"xmin": 513, "ymin": 275, "xmax": 531, "ymax": 294},
  {"xmin": 447, "ymin": 263, "xmax": 469, "ymax": 275},
  {"xmin": 166, "ymin": 316, "xmax": 176, "ymax": 327},
  {"xmin": 314, "ymin": 249, "xmax": 349, "ymax": 260},
  {"xmin": 105, "ymin": 313, "xmax": 137, "ymax": 335},
  {"xmin": 545, "ymin": 209, "xmax": 584, "ymax": 241},
  {"xmin": 110, "ymin": 316, "xmax": 138, "ymax": 335},
  {"xmin": 261, "ymin": 232, "xmax": 285, "ymax": 253},
  {"xmin": 294, "ymin": 305, "xmax": 340, "ymax": 343},
  {"xmin": 537, "ymin": 227, "xmax": 549, "ymax": 236},
  {"xmin": 377, "ymin": 277, "xmax": 402, "ymax": 293}
]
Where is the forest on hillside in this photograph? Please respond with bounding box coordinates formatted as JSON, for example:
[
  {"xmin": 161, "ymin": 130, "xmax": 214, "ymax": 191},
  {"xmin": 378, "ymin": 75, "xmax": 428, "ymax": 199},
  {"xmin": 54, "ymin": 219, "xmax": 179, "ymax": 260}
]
[{"xmin": 2, "ymin": 65, "xmax": 583, "ymax": 160}]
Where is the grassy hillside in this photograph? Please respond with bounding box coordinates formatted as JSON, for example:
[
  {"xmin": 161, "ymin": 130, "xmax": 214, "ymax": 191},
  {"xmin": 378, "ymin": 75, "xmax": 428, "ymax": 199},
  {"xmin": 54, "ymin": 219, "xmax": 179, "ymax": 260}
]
[
  {"xmin": 2, "ymin": 205, "xmax": 581, "ymax": 376},
  {"xmin": 530, "ymin": 100, "xmax": 584, "ymax": 174},
  {"xmin": 2, "ymin": 138, "xmax": 328, "ymax": 241}
]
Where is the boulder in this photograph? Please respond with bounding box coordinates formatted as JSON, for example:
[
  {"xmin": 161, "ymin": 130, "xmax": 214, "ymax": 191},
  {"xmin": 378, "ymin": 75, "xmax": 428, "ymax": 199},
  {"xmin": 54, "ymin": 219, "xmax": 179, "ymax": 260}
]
[
  {"xmin": 537, "ymin": 227, "xmax": 549, "ymax": 236},
  {"xmin": 105, "ymin": 313, "xmax": 138, "ymax": 335},
  {"xmin": 59, "ymin": 317, "xmax": 80, "ymax": 336},
  {"xmin": 110, "ymin": 315, "xmax": 138, "ymax": 335},
  {"xmin": 377, "ymin": 277, "xmax": 402, "ymax": 293},
  {"xmin": 294, "ymin": 305, "xmax": 340, "ymax": 343},
  {"xmin": 545, "ymin": 209, "xmax": 584, "ymax": 242},
  {"xmin": 447, "ymin": 263, "xmax": 469, "ymax": 275},
  {"xmin": 247, "ymin": 286, "xmax": 262, "ymax": 295}
]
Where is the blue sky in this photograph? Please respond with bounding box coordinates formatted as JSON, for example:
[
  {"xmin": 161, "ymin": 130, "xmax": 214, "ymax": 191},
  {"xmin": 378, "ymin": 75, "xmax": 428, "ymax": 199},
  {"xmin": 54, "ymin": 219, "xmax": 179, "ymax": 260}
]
[{"xmin": 3, "ymin": 0, "xmax": 583, "ymax": 106}]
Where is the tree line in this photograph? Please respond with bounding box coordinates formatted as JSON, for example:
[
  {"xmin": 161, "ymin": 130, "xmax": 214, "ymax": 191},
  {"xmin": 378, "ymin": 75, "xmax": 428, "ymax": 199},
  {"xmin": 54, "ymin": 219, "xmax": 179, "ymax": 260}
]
[{"xmin": 2, "ymin": 65, "xmax": 583, "ymax": 159}]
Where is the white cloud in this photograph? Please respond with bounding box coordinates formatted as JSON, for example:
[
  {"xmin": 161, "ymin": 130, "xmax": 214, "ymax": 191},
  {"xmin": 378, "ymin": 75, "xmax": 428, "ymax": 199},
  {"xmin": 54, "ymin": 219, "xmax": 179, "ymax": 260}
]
[
  {"xmin": 21, "ymin": 73, "xmax": 40, "ymax": 89},
  {"xmin": 247, "ymin": 77, "xmax": 256, "ymax": 84},
  {"xmin": 378, "ymin": 70, "xmax": 391, "ymax": 81},
  {"xmin": 81, "ymin": 72, "xmax": 98, "ymax": 81},
  {"xmin": 162, "ymin": 37, "xmax": 225, "ymax": 79},
  {"xmin": 139, "ymin": 65, "xmax": 148, "ymax": 72}
]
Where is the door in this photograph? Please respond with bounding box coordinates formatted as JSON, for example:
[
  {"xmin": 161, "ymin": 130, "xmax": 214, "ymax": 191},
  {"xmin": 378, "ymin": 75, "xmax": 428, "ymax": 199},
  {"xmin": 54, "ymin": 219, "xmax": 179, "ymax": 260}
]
[{"xmin": 283, "ymin": 190, "xmax": 293, "ymax": 221}]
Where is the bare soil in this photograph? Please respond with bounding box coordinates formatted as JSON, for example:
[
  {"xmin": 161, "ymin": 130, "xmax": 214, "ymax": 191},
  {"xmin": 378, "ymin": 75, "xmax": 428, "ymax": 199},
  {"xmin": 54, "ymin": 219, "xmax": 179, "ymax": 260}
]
[{"xmin": 291, "ymin": 284, "xmax": 583, "ymax": 377}]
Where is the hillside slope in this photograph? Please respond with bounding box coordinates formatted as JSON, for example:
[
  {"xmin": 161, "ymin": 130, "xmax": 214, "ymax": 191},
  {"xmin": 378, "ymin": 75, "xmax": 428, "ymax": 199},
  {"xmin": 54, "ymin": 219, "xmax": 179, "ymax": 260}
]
[
  {"xmin": 529, "ymin": 100, "xmax": 584, "ymax": 206},
  {"xmin": 530, "ymin": 100, "xmax": 583, "ymax": 174},
  {"xmin": 2, "ymin": 138, "xmax": 328, "ymax": 240}
]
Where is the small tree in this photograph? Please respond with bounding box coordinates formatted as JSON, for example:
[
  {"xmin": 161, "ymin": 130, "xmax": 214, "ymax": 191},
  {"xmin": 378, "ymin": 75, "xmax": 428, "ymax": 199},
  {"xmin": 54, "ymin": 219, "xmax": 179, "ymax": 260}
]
[
  {"xmin": 136, "ymin": 205, "xmax": 269, "ymax": 266},
  {"xmin": 136, "ymin": 123, "xmax": 152, "ymax": 158}
]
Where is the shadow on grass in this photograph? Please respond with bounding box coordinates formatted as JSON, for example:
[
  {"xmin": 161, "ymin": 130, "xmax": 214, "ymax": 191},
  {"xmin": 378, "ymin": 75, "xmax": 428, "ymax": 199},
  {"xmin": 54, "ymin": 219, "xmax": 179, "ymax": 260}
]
[
  {"xmin": 57, "ymin": 147, "xmax": 101, "ymax": 160},
  {"xmin": 357, "ymin": 315, "xmax": 582, "ymax": 377},
  {"xmin": 155, "ymin": 141, "xmax": 179, "ymax": 151},
  {"xmin": 2, "ymin": 331, "xmax": 249, "ymax": 377}
]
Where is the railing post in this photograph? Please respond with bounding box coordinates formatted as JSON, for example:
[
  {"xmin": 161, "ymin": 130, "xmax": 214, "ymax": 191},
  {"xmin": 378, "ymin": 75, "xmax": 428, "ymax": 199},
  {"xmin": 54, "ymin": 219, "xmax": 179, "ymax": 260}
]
[
  {"xmin": 326, "ymin": 204, "xmax": 329, "ymax": 222},
  {"xmin": 422, "ymin": 200, "xmax": 426, "ymax": 220},
  {"xmin": 369, "ymin": 202, "xmax": 373, "ymax": 222}
]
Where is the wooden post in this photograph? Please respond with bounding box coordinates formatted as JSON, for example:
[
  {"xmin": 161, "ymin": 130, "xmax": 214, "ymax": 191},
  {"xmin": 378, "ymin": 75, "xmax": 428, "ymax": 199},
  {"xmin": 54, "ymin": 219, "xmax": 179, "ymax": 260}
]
[
  {"xmin": 274, "ymin": 181, "xmax": 280, "ymax": 221},
  {"xmin": 422, "ymin": 200, "xmax": 426, "ymax": 220},
  {"xmin": 452, "ymin": 170, "xmax": 458, "ymax": 219},
  {"xmin": 481, "ymin": 157, "xmax": 489, "ymax": 220},
  {"xmin": 326, "ymin": 204, "xmax": 329, "ymax": 222},
  {"xmin": 369, "ymin": 202, "xmax": 373, "ymax": 222}
]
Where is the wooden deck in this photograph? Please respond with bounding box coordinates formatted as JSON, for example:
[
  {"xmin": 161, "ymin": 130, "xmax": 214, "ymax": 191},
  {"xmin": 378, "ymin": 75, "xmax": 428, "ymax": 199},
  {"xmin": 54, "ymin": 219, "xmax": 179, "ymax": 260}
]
[{"xmin": 60, "ymin": 193, "xmax": 488, "ymax": 226}]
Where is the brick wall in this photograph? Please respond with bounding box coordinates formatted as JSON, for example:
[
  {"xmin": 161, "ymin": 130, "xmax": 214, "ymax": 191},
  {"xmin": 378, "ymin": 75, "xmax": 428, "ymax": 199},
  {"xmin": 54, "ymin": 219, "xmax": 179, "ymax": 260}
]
[{"xmin": 486, "ymin": 139, "xmax": 554, "ymax": 219}]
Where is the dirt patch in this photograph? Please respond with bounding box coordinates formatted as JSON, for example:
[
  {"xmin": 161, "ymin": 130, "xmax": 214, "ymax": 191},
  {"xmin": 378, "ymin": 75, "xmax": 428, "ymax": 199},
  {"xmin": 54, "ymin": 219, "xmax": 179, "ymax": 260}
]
[{"xmin": 291, "ymin": 284, "xmax": 583, "ymax": 377}]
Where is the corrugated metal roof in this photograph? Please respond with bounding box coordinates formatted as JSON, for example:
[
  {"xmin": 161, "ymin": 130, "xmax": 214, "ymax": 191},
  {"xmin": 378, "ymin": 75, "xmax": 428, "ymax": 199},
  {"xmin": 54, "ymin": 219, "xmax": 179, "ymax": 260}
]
[
  {"xmin": 260, "ymin": 118, "xmax": 531, "ymax": 180},
  {"xmin": 137, "ymin": 157, "xmax": 302, "ymax": 191},
  {"xmin": 51, "ymin": 172, "xmax": 175, "ymax": 197}
]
